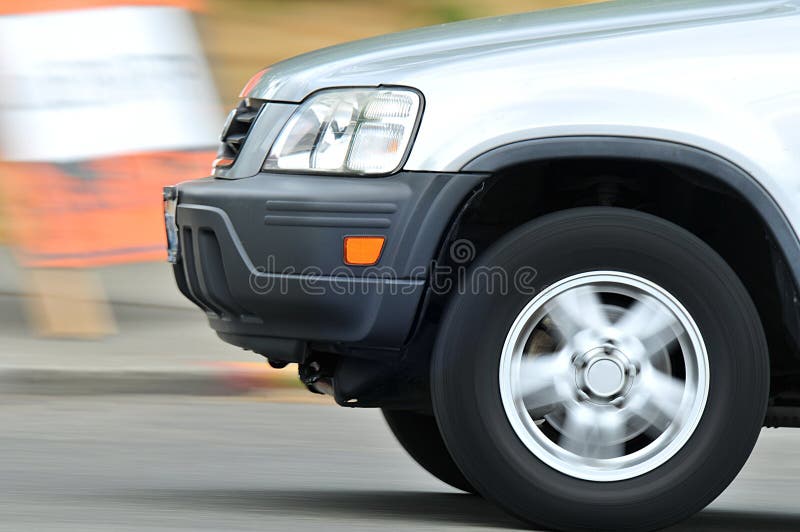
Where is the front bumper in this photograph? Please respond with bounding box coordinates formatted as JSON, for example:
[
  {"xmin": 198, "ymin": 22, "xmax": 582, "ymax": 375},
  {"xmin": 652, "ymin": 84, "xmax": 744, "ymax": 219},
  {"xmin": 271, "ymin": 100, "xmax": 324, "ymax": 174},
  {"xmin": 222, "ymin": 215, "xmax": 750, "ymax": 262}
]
[{"xmin": 170, "ymin": 170, "xmax": 484, "ymax": 361}]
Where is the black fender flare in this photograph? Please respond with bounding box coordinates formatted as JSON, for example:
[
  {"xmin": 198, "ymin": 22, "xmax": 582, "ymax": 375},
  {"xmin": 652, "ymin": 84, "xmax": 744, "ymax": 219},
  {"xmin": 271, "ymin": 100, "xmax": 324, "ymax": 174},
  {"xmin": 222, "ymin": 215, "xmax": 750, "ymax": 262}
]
[{"xmin": 461, "ymin": 135, "xmax": 800, "ymax": 288}]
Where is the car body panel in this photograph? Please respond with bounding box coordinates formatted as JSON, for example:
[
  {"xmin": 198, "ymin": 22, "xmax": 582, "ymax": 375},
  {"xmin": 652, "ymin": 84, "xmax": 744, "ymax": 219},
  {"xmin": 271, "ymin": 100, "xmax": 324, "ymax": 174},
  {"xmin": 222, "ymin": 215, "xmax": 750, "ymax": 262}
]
[
  {"xmin": 247, "ymin": 0, "xmax": 789, "ymax": 104},
  {"xmin": 173, "ymin": 0, "xmax": 800, "ymax": 357},
  {"xmin": 244, "ymin": 0, "xmax": 800, "ymax": 252}
]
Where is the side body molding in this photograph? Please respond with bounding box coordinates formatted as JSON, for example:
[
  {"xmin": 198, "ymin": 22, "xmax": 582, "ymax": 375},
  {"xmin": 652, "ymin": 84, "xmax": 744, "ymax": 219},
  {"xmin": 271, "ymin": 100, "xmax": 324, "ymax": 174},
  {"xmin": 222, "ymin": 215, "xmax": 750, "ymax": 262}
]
[{"xmin": 461, "ymin": 136, "xmax": 800, "ymax": 288}]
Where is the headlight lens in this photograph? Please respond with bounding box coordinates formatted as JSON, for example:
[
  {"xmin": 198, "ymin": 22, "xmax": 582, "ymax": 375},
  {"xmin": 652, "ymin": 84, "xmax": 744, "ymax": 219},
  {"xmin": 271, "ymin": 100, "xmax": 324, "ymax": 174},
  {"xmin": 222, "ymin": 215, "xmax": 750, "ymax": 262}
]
[{"xmin": 263, "ymin": 88, "xmax": 421, "ymax": 175}]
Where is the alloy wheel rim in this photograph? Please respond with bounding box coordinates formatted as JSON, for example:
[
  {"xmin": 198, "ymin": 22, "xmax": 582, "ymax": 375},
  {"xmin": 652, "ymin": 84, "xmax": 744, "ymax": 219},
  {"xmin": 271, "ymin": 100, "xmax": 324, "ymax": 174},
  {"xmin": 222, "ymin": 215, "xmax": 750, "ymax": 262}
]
[{"xmin": 499, "ymin": 271, "xmax": 709, "ymax": 481}]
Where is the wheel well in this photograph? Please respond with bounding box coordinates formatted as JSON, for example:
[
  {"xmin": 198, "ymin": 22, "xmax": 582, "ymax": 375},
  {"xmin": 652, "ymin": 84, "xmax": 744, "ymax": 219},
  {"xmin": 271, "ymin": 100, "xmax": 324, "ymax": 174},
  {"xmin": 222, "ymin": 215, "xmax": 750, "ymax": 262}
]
[{"xmin": 433, "ymin": 157, "xmax": 800, "ymax": 404}]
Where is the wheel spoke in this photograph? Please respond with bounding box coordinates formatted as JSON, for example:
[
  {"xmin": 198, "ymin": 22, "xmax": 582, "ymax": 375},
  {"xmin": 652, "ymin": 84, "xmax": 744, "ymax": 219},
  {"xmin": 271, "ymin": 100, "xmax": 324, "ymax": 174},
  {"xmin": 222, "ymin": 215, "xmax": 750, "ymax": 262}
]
[
  {"xmin": 559, "ymin": 405, "xmax": 627, "ymax": 459},
  {"xmin": 615, "ymin": 297, "xmax": 681, "ymax": 360},
  {"xmin": 517, "ymin": 349, "xmax": 572, "ymax": 413},
  {"xmin": 627, "ymin": 368, "xmax": 686, "ymax": 432},
  {"xmin": 547, "ymin": 286, "xmax": 610, "ymax": 340},
  {"xmin": 593, "ymin": 411, "xmax": 627, "ymax": 460},
  {"xmin": 559, "ymin": 404, "xmax": 593, "ymax": 455}
]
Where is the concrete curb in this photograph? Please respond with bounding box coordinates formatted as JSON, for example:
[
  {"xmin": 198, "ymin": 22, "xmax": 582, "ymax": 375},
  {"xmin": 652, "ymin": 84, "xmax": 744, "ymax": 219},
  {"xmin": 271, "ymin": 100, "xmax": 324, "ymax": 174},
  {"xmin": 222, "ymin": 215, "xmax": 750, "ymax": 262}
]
[{"xmin": 0, "ymin": 363, "xmax": 301, "ymax": 396}]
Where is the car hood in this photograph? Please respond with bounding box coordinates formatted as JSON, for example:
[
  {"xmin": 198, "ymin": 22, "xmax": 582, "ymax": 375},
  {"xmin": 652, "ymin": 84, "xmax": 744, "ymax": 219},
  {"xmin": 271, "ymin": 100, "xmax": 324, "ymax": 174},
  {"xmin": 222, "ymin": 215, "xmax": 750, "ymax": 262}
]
[{"xmin": 246, "ymin": 0, "xmax": 790, "ymax": 102}]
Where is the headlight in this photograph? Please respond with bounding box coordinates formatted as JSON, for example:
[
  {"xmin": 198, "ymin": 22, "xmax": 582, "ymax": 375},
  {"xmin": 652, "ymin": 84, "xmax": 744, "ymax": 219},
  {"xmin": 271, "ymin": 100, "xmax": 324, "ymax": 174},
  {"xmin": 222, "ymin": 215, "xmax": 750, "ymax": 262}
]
[{"xmin": 263, "ymin": 88, "xmax": 421, "ymax": 175}]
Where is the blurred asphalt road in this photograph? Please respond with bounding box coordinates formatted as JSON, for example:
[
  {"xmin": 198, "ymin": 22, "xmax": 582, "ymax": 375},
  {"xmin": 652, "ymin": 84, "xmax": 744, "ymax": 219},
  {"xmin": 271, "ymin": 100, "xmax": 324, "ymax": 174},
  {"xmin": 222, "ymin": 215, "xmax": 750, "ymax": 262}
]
[
  {"xmin": 3, "ymin": 251, "xmax": 800, "ymax": 530},
  {"xmin": 3, "ymin": 395, "xmax": 800, "ymax": 531},
  {"xmin": 0, "ymin": 250, "xmax": 301, "ymax": 395}
]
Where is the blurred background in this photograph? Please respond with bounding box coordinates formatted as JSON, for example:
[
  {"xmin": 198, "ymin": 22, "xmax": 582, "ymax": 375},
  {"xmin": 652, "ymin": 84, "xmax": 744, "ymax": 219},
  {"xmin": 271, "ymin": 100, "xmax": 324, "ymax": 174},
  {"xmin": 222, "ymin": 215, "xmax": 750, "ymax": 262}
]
[
  {"xmin": 3, "ymin": 3, "xmax": 800, "ymax": 531},
  {"xmin": 0, "ymin": 0, "xmax": 595, "ymax": 343},
  {"xmin": 206, "ymin": 0, "xmax": 596, "ymax": 103}
]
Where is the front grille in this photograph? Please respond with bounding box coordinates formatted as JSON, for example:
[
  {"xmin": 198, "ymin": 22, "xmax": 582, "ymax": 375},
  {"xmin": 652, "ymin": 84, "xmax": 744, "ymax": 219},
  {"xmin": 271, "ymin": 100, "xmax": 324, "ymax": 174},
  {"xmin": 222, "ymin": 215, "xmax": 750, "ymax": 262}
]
[{"xmin": 213, "ymin": 99, "xmax": 264, "ymax": 170}]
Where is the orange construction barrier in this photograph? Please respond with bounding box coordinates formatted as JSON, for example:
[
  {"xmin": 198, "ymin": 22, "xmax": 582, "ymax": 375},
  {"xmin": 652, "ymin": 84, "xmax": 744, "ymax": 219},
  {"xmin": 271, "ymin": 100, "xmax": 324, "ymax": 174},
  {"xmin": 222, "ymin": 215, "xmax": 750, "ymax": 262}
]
[
  {"xmin": 0, "ymin": 0, "xmax": 202, "ymax": 15},
  {"xmin": 0, "ymin": 0, "xmax": 217, "ymax": 336},
  {"xmin": 0, "ymin": 151, "xmax": 213, "ymax": 268},
  {"xmin": 0, "ymin": 0, "xmax": 217, "ymax": 268}
]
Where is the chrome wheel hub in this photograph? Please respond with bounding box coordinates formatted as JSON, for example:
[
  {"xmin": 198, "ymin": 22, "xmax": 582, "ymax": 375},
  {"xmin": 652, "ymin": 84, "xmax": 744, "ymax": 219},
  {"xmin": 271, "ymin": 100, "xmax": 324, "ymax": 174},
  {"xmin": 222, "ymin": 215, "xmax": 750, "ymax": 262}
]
[
  {"xmin": 574, "ymin": 347, "xmax": 634, "ymax": 402},
  {"xmin": 499, "ymin": 271, "xmax": 709, "ymax": 481}
]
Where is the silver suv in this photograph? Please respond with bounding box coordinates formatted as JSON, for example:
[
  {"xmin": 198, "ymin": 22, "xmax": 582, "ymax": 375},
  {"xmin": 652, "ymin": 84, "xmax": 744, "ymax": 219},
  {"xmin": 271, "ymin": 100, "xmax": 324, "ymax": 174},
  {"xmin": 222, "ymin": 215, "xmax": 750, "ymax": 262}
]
[{"xmin": 165, "ymin": 1, "xmax": 800, "ymax": 529}]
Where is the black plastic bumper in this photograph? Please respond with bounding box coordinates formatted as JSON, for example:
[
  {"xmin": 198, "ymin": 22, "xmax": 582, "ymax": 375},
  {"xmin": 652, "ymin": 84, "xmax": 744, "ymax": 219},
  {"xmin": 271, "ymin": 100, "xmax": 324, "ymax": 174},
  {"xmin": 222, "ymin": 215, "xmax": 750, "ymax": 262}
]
[{"xmin": 171, "ymin": 171, "xmax": 485, "ymax": 360}]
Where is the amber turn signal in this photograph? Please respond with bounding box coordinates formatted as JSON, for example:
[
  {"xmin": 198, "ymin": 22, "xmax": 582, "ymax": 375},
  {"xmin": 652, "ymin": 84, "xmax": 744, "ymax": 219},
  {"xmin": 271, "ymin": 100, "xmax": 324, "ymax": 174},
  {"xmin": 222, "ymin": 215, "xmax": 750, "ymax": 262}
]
[{"xmin": 344, "ymin": 236, "xmax": 385, "ymax": 266}]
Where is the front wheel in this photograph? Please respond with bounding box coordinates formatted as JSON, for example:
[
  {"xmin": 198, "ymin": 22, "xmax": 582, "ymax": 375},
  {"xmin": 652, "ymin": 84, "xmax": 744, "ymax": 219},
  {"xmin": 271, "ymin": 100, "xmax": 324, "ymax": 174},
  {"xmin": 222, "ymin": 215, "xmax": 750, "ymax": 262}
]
[{"xmin": 432, "ymin": 207, "xmax": 768, "ymax": 531}]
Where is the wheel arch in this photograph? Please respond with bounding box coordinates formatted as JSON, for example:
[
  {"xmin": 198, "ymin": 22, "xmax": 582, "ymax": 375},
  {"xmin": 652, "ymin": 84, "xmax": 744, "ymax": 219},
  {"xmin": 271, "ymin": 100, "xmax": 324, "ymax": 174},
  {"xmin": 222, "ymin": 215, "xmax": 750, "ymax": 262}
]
[
  {"xmin": 461, "ymin": 136, "xmax": 800, "ymax": 285},
  {"xmin": 415, "ymin": 136, "xmax": 800, "ymax": 403}
]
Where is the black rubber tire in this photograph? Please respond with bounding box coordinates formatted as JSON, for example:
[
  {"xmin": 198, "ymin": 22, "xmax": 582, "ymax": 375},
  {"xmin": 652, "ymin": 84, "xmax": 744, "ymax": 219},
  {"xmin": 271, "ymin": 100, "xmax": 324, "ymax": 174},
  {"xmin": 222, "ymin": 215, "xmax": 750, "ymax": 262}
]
[
  {"xmin": 382, "ymin": 409, "xmax": 475, "ymax": 494},
  {"xmin": 431, "ymin": 207, "xmax": 769, "ymax": 531}
]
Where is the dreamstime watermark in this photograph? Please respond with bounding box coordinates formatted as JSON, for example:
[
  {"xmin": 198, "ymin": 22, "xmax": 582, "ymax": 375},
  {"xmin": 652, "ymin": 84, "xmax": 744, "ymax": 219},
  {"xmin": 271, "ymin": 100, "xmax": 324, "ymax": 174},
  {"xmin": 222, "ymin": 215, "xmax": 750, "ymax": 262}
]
[{"xmin": 248, "ymin": 238, "xmax": 538, "ymax": 297}]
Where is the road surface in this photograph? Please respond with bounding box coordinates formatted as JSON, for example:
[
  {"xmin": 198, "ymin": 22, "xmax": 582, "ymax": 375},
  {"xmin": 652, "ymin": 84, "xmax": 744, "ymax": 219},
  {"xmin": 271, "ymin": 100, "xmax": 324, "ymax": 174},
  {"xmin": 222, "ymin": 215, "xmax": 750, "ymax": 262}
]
[{"xmin": 2, "ymin": 395, "xmax": 800, "ymax": 531}]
